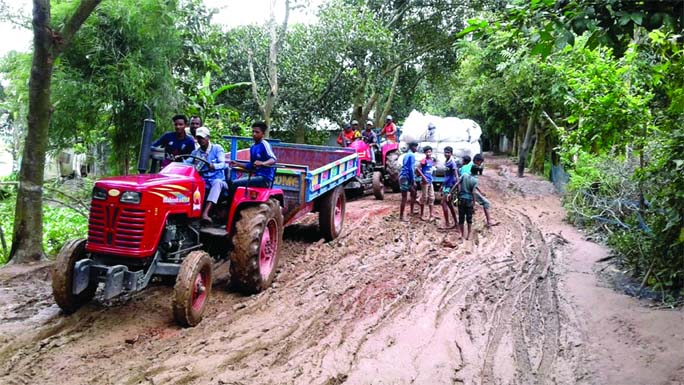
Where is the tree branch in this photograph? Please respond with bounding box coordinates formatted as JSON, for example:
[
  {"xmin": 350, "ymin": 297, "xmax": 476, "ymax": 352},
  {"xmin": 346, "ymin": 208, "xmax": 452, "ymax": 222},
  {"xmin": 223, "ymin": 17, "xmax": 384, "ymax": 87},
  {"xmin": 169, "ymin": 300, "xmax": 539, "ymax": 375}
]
[
  {"xmin": 381, "ymin": 66, "xmax": 401, "ymax": 119},
  {"xmin": 43, "ymin": 185, "xmax": 90, "ymax": 212},
  {"xmin": 43, "ymin": 197, "xmax": 88, "ymax": 219},
  {"xmin": 247, "ymin": 49, "xmax": 265, "ymax": 115},
  {"xmin": 54, "ymin": 0, "xmax": 102, "ymax": 56},
  {"xmin": 541, "ymin": 109, "xmax": 561, "ymax": 131}
]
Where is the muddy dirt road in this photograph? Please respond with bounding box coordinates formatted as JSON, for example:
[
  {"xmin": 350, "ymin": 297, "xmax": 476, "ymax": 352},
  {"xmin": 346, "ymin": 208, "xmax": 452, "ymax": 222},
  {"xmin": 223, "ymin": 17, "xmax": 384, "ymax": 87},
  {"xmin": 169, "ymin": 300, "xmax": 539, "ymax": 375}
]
[{"xmin": 1, "ymin": 157, "xmax": 682, "ymax": 385}]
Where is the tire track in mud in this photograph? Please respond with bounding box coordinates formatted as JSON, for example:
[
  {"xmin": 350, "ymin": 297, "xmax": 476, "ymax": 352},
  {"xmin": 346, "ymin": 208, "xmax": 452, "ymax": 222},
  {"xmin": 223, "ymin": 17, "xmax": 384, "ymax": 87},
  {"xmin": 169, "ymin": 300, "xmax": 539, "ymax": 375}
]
[
  {"xmin": 0, "ymin": 167, "xmax": 591, "ymax": 385},
  {"xmin": 142, "ymin": 202, "xmax": 449, "ymax": 385}
]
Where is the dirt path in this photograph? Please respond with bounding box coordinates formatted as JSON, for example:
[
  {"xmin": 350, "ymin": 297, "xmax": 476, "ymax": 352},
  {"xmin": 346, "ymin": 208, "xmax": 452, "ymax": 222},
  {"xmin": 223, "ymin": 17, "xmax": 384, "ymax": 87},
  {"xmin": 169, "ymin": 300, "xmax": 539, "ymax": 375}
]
[{"xmin": 1, "ymin": 157, "xmax": 682, "ymax": 385}]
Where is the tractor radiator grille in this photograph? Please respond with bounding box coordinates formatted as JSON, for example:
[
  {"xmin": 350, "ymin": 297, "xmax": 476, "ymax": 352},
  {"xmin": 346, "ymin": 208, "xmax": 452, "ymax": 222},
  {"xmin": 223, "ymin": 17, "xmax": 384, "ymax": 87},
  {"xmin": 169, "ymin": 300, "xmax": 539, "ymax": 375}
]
[{"xmin": 88, "ymin": 202, "xmax": 146, "ymax": 249}]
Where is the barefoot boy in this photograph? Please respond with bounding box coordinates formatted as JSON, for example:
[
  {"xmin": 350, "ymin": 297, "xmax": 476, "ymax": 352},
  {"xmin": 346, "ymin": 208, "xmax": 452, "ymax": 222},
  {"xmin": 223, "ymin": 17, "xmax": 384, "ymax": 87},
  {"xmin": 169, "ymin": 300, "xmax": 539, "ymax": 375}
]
[
  {"xmin": 416, "ymin": 146, "xmax": 435, "ymax": 221},
  {"xmin": 440, "ymin": 146, "xmax": 458, "ymax": 229},
  {"xmin": 399, "ymin": 142, "xmax": 419, "ymax": 221},
  {"xmin": 461, "ymin": 153, "xmax": 497, "ymax": 228},
  {"xmin": 456, "ymin": 172, "xmax": 481, "ymax": 240}
]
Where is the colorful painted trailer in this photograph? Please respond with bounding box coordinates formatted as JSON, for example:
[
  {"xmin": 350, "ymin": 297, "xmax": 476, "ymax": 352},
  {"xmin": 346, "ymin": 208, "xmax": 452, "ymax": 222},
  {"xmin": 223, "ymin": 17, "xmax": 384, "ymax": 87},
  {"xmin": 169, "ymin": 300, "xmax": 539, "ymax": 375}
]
[{"xmin": 226, "ymin": 137, "xmax": 358, "ymax": 241}]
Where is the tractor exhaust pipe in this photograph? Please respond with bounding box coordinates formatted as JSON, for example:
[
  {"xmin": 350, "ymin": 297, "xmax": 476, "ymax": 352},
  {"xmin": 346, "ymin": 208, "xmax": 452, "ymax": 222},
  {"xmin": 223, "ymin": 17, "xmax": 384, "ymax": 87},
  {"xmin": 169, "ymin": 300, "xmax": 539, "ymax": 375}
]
[{"xmin": 137, "ymin": 104, "xmax": 155, "ymax": 174}]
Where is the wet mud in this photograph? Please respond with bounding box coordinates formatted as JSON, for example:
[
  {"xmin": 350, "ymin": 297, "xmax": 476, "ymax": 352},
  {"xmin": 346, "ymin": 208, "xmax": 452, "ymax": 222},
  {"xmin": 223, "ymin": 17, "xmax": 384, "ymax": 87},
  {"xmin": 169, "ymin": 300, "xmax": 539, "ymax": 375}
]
[{"xmin": 0, "ymin": 157, "xmax": 682, "ymax": 385}]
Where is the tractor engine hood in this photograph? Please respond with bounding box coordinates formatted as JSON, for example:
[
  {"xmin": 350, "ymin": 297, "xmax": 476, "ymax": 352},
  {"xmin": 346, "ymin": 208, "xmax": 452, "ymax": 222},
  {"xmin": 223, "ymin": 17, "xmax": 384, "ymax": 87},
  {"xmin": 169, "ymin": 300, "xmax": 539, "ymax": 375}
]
[
  {"xmin": 95, "ymin": 162, "xmax": 201, "ymax": 191},
  {"xmin": 86, "ymin": 163, "xmax": 205, "ymax": 258}
]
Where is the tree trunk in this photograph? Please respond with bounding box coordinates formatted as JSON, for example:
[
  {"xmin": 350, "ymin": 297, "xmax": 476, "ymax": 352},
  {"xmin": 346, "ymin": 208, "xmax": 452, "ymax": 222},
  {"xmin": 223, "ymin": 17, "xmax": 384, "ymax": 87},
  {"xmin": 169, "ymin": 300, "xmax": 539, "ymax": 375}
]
[
  {"xmin": 248, "ymin": 0, "xmax": 291, "ymax": 135},
  {"xmin": 11, "ymin": 0, "xmax": 54, "ymax": 263},
  {"xmin": 351, "ymin": 76, "xmax": 368, "ymax": 123},
  {"xmin": 518, "ymin": 113, "xmax": 535, "ymax": 177},
  {"xmin": 512, "ymin": 117, "xmax": 525, "ymax": 158},
  {"xmin": 380, "ymin": 66, "xmax": 401, "ymax": 122},
  {"xmin": 511, "ymin": 132, "xmax": 518, "ymax": 157},
  {"xmin": 294, "ymin": 126, "xmax": 306, "ymax": 144},
  {"xmin": 360, "ymin": 91, "xmax": 378, "ymax": 124},
  {"xmin": 549, "ymin": 135, "xmax": 558, "ymax": 182},
  {"xmin": 10, "ymin": 0, "xmax": 101, "ymax": 263},
  {"xmin": 531, "ymin": 119, "xmax": 546, "ymax": 174}
]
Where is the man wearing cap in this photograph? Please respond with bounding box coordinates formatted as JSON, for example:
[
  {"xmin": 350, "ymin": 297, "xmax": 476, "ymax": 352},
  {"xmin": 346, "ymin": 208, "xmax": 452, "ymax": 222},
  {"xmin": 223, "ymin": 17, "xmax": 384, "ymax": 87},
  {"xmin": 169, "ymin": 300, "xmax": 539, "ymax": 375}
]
[
  {"xmin": 361, "ymin": 120, "xmax": 377, "ymax": 145},
  {"xmin": 361, "ymin": 120, "xmax": 378, "ymax": 163},
  {"xmin": 152, "ymin": 114, "xmax": 196, "ymax": 167},
  {"xmin": 381, "ymin": 115, "xmax": 397, "ymax": 143},
  {"xmin": 351, "ymin": 120, "xmax": 362, "ymax": 140},
  {"xmin": 185, "ymin": 126, "xmax": 227, "ymax": 223}
]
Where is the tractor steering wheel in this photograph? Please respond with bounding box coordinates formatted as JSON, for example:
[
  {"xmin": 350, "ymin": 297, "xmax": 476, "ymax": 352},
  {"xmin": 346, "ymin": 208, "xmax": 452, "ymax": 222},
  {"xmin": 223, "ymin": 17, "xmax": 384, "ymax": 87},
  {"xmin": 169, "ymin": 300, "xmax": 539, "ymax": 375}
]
[{"xmin": 174, "ymin": 154, "xmax": 212, "ymax": 172}]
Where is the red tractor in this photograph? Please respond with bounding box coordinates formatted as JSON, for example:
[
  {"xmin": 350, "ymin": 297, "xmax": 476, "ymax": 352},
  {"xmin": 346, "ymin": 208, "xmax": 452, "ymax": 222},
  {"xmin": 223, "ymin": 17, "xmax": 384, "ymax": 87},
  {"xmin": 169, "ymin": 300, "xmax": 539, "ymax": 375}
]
[
  {"xmin": 52, "ymin": 113, "xmax": 358, "ymax": 326},
  {"xmin": 343, "ymin": 138, "xmax": 401, "ymax": 199}
]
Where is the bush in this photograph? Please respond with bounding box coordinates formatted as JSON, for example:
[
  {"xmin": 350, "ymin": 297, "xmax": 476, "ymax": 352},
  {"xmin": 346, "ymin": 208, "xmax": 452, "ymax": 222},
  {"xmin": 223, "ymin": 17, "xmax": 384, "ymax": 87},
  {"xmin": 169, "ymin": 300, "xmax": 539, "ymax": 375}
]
[
  {"xmin": 638, "ymin": 126, "xmax": 684, "ymax": 292},
  {"xmin": 0, "ymin": 179, "xmax": 91, "ymax": 264},
  {"xmin": 564, "ymin": 146, "xmax": 684, "ymax": 298}
]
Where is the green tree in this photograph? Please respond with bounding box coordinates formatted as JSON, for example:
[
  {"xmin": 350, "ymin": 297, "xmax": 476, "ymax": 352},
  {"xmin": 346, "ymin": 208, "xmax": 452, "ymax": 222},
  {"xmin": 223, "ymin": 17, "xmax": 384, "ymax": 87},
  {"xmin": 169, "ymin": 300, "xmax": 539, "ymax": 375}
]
[
  {"xmin": 11, "ymin": 0, "xmax": 102, "ymax": 263},
  {"xmin": 53, "ymin": 0, "xmax": 187, "ymax": 174}
]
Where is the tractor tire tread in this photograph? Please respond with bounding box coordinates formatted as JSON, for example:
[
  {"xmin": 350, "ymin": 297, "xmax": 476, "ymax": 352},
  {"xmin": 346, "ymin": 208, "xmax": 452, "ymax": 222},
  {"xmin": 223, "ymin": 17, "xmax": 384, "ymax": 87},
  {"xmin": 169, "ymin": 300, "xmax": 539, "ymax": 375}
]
[
  {"xmin": 230, "ymin": 199, "xmax": 283, "ymax": 294},
  {"xmin": 52, "ymin": 238, "xmax": 96, "ymax": 314},
  {"xmin": 172, "ymin": 250, "xmax": 213, "ymax": 327}
]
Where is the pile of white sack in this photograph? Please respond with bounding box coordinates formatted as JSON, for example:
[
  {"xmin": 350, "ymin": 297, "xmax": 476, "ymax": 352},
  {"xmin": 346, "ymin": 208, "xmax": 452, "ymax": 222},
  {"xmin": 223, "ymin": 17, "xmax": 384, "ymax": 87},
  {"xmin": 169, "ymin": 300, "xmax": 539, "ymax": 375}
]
[{"xmin": 399, "ymin": 110, "xmax": 482, "ymax": 170}]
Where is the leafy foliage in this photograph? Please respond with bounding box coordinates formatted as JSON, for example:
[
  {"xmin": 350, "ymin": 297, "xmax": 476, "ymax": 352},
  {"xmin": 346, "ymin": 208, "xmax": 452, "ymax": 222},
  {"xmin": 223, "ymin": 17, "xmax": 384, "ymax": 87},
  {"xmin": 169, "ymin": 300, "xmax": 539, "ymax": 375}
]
[
  {"xmin": 550, "ymin": 39, "xmax": 653, "ymax": 161},
  {"xmin": 0, "ymin": 184, "xmax": 89, "ymax": 264}
]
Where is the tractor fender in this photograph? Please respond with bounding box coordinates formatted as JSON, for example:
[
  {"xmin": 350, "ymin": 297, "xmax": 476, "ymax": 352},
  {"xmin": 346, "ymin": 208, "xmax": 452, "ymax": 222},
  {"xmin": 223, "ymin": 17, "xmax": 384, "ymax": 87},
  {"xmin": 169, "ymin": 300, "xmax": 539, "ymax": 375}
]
[{"xmin": 226, "ymin": 187, "xmax": 284, "ymax": 236}]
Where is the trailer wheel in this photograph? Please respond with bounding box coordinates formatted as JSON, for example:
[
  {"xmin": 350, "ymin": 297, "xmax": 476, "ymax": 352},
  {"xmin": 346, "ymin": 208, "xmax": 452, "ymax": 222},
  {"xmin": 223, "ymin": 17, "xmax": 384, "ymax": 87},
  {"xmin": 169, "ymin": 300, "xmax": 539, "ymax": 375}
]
[
  {"xmin": 173, "ymin": 250, "xmax": 213, "ymax": 327},
  {"xmin": 372, "ymin": 171, "xmax": 385, "ymax": 200},
  {"xmin": 385, "ymin": 151, "xmax": 401, "ymax": 192},
  {"xmin": 230, "ymin": 199, "xmax": 283, "ymax": 294},
  {"xmin": 52, "ymin": 238, "xmax": 97, "ymax": 314},
  {"xmin": 319, "ymin": 186, "xmax": 345, "ymax": 241}
]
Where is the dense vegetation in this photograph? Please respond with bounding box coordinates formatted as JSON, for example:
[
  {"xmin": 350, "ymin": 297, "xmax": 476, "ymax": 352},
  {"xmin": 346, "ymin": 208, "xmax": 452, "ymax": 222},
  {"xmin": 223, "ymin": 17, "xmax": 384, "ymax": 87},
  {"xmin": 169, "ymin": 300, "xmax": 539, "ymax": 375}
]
[{"xmin": 0, "ymin": 0, "xmax": 682, "ymax": 296}]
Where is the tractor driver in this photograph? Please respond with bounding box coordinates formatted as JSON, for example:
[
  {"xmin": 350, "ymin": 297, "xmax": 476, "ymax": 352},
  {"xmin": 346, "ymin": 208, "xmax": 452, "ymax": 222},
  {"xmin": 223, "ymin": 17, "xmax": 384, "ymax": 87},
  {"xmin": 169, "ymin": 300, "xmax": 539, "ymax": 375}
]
[
  {"xmin": 227, "ymin": 121, "xmax": 277, "ymax": 195},
  {"xmin": 184, "ymin": 126, "xmax": 227, "ymax": 223}
]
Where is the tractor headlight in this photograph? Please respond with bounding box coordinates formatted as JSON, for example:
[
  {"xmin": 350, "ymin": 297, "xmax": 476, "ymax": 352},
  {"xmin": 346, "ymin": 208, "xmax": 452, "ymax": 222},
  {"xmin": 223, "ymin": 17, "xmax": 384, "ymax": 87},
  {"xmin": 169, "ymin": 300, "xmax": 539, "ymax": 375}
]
[
  {"xmin": 120, "ymin": 191, "xmax": 141, "ymax": 204},
  {"xmin": 92, "ymin": 187, "xmax": 107, "ymax": 200}
]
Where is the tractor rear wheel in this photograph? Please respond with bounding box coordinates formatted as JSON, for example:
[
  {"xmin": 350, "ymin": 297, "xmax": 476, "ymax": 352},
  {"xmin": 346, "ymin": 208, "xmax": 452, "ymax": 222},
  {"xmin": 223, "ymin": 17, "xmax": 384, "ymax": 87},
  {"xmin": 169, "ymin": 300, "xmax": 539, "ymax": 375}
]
[
  {"xmin": 173, "ymin": 250, "xmax": 213, "ymax": 327},
  {"xmin": 52, "ymin": 238, "xmax": 97, "ymax": 314},
  {"xmin": 230, "ymin": 199, "xmax": 284, "ymax": 294},
  {"xmin": 319, "ymin": 186, "xmax": 345, "ymax": 241},
  {"xmin": 372, "ymin": 171, "xmax": 385, "ymax": 200},
  {"xmin": 385, "ymin": 151, "xmax": 401, "ymax": 192}
]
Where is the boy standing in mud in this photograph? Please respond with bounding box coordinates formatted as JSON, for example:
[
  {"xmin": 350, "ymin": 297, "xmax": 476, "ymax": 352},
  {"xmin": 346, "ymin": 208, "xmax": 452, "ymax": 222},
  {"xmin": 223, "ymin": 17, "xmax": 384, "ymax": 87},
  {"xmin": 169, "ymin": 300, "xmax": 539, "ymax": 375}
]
[
  {"xmin": 440, "ymin": 146, "xmax": 458, "ymax": 230},
  {"xmin": 399, "ymin": 142, "xmax": 419, "ymax": 222},
  {"xmin": 456, "ymin": 172, "xmax": 480, "ymax": 240},
  {"xmin": 461, "ymin": 154, "xmax": 498, "ymax": 228},
  {"xmin": 416, "ymin": 146, "xmax": 435, "ymax": 221}
]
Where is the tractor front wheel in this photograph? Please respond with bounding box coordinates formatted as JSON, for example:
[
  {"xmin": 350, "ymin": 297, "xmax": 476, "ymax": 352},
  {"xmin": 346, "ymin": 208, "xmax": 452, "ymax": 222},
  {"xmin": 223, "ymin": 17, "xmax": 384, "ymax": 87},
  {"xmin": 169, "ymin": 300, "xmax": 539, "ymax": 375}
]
[
  {"xmin": 319, "ymin": 186, "xmax": 346, "ymax": 241},
  {"xmin": 173, "ymin": 250, "xmax": 213, "ymax": 327},
  {"xmin": 372, "ymin": 171, "xmax": 385, "ymax": 200},
  {"xmin": 230, "ymin": 199, "xmax": 284, "ymax": 294},
  {"xmin": 52, "ymin": 238, "xmax": 97, "ymax": 314}
]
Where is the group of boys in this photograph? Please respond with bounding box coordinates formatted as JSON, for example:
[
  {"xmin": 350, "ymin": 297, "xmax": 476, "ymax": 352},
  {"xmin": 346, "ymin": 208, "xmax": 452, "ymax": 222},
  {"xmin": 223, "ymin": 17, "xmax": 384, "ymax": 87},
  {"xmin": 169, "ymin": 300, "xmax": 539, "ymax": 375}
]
[
  {"xmin": 153, "ymin": 115, "xmax": 276, "ymax": 224},
  {"xmin": 337, "ymin": 116, "xmax": 398, "ymax": 147},
  {"xmin": 399, "ymin": 143, "xmax": 495, "ymax": 241}
]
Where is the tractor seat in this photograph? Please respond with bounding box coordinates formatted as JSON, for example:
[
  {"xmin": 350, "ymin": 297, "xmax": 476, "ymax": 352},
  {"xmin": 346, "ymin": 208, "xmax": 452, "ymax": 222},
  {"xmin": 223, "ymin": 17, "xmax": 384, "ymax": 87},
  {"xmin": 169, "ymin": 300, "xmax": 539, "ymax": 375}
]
[{"xmin": 215, "ymin": 167, "xmax": 274, "ymax": 204}]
